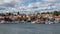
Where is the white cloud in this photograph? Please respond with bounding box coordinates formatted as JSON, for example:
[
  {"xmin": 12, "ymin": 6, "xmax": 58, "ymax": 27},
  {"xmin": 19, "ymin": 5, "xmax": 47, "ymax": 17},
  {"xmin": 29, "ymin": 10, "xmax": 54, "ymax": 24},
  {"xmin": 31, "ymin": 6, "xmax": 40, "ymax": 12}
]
[
  {"xmin": 3, "ymin": 0, "xmax": 12, "ymax": 3},
  {"xmin": 42, "ymin": 0, "xmax": 60, "ymax": 2},
  {"xmin": 0, "ymin": 0, "xmax": 13, "ymax": 4},
  {"xmin": 0, "ymin": 0, "xmax": 60, "ymax": 14},
  {"xmin": 43, "ymin": 0, "xmax": 56, "ymax": 2}
]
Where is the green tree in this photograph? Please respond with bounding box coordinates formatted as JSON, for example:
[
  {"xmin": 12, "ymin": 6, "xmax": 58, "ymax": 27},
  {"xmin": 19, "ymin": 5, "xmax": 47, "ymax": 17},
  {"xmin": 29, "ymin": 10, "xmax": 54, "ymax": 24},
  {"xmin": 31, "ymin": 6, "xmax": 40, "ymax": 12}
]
[
  {"xmin": 59, "ymin": 11, "xmax": 60, "ymax": 15},
  {"xmin": 37, "ymin": 13, "xmax": 40, "ymax": 14},
  {"xmin": 53, "ymin": 11, "xmax": 59, "ymax": 16},
  {"xmin": 41, "ymin": 12, "xmax": 46, "ymax": 14}
]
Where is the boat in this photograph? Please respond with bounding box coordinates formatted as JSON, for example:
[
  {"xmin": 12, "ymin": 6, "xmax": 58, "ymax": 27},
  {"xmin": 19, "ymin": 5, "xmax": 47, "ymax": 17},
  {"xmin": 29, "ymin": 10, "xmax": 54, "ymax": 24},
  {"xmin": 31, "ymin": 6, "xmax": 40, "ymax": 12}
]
[
  {"xmin": 0, "ymin": 20, "xmax": 5, "ymax": 24},
  {"xmin": 31, "ymin": 21, "xmax": 40, "ymax": 24}
]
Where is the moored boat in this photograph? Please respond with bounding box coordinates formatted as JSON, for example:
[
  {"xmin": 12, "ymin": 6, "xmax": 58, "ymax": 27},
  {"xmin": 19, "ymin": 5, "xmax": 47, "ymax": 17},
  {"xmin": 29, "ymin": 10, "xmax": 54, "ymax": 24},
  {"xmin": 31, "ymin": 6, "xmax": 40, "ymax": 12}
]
[
  {"xmin": 0, "ymin": 20, "xmax": 5, "ymax": 24},
  {"xmin": 31, "ymin": 21, "xmax": 45, "ymax": 24}
]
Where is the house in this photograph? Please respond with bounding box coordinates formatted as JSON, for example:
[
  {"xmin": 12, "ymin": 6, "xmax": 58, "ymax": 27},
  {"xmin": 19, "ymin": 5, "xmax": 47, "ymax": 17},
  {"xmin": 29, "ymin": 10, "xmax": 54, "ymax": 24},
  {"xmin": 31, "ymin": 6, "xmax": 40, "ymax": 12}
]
[
  {"xmin": 18, "ymin": 14, "xmax": 27, "ymax": 21},
  {"xmin": 0, "ymin": 16, "xmax": 5, "ymax": 20},
  {"xmin": 40, "ymin": 14, "xmax": 54, "ymax": 18},
  {"xmin": 27, "ymin": 14, "xmax": 37, "ymax": 19},
  {"xmin": 55, "ymin": 15, "xmax": 60, "ymax": 20},
  {"xmin": 55, "ymin": 15, "xmax": 60, "ymax": 18},
  {"xmin": 26, "ymin": 14, "xmax": 37, "ymax": 22}
]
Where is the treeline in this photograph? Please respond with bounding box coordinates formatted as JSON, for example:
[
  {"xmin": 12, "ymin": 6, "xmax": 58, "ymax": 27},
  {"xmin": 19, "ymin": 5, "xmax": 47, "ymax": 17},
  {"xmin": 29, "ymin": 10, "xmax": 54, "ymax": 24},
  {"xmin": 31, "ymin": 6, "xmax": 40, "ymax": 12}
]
[
  {"xmin": 37, "ymin": 11, "xmax": 60, "ymax": 16},
  {"xmin": 0, "ymin": 13, "xmax": 14, "ymax": 16},
  {"xmin": 0, "ymin": 11, "xmax": 60, "ymax": 16},
  {"xmin": 53, "ymin": 11, "xmax": 60, "ymax": 16}
]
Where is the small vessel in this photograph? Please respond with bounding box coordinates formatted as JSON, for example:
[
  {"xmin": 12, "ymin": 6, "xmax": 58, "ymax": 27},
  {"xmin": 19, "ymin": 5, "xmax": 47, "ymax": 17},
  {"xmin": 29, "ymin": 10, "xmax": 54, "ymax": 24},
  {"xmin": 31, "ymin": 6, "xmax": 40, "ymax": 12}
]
[
  {"xmin": 31, "ymin": 21, "xmax": 40, "ymax": 24},
  {"xmin": 45, "ymin": 21, "xmax": 54, "ymax": 24},
  {"xmin": 0, "ymin": 20, "xmax": 5, "ymax": 24}
]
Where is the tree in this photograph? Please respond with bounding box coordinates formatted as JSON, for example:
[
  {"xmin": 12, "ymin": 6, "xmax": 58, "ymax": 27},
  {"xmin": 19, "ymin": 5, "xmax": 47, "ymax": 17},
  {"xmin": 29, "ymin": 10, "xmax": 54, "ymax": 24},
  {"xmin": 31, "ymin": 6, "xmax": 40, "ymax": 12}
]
[
  {"xmin": 37, "ymin": 13, "xmax": 40, "ymax": 14},
  {"xmin": 41, "ymin": 12, "xmax": 46, "ymax": 14},
  {"xmin": 59, "ymin": 11, "xmax": 60, "ymax": 15},
  {"xmin": 53, "ymin": 11, "xmax": 59, "ymax": 16}
]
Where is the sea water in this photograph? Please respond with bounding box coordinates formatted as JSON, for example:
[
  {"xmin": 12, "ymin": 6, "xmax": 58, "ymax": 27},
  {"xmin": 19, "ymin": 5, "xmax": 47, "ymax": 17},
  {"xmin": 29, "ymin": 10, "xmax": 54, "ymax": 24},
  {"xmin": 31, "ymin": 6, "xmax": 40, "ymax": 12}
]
[{"xmin": 0, "ymin": 23, "xmax": 60, "ymax": 34}]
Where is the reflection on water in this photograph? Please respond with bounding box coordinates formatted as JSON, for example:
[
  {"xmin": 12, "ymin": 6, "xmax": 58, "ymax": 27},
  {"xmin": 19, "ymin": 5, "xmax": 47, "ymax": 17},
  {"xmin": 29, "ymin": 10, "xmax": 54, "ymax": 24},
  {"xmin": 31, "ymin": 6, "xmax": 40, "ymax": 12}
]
[{"xmin": 0, "ymin": 23, "xmax": 60, "ymax": 34}]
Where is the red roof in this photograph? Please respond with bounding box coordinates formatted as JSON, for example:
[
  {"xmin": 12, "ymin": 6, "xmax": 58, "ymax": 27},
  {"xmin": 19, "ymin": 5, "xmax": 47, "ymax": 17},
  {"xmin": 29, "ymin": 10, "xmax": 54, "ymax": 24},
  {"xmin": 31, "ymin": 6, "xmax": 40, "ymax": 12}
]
[
  {"xmin": 55, "ymin": 15, "xmax": 60, "ymax": 18},
  {"xmin": 40, "ymin": 14, "xmax": 53, "ymax": 17}
]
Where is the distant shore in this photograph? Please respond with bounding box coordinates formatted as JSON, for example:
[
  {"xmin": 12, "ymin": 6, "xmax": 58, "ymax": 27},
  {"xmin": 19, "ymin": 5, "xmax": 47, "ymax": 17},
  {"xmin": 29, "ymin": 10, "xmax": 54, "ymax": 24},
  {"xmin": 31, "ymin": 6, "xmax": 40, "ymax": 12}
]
[{"xmin": 0, "ymin": 11, "xmax": 60, "ymax": 24}]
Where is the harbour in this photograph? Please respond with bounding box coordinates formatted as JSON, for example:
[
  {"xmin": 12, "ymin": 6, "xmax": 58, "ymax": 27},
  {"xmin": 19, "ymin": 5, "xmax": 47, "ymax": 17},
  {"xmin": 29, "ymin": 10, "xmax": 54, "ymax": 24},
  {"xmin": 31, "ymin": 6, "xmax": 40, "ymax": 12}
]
[{"xmin": 0, "ymin": 0, "xmax": 60, "ymax": 34}]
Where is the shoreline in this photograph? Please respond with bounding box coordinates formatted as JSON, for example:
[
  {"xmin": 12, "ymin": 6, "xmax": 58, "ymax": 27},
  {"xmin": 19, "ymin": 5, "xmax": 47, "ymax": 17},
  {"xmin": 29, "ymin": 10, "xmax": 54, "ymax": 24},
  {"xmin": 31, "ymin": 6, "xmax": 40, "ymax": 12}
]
[{"xmin": 0, "ymin": 21, "xmax": 60, "ymax": 24}]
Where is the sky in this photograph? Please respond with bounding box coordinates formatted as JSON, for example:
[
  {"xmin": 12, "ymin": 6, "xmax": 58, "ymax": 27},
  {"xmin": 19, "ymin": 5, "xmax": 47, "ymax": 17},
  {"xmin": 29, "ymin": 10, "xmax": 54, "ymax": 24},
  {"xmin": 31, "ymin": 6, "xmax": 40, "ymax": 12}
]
[{"xmin": 0, "ymin": 0, "xmax": 60, "ymax": 14}]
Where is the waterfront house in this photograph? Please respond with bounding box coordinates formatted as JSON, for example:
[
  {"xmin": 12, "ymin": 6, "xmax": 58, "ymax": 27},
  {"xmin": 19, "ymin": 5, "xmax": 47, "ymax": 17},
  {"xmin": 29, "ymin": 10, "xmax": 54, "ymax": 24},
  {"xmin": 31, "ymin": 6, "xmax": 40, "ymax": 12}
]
[
  {"xmin": 54, "ymin": 15, "xmax": 60, "ymax": 23},
  {"xmin": 0, "ymin": 16, "xmax": 4, "ymax": 21},
  {"xmin": 55, "ymin": 15, "xmax": 60, "ymax": 18},
  {"xmin": 18, "ymin": 14, "xmax": 27, "ymax": 21},
  {"xmin": 40, "ymin": 14, "xmax": 54, "ymax": 18},
  {"xmin": 26, "ymin": 14, "xmax": 37, "ymax": 21},
  {"xmin": 37, "ymin": 14, "xmax": 41, "ymax": 19},
  {"xmin": 55, "ymin": 15, "xmax": 60, "ymax": 21}
]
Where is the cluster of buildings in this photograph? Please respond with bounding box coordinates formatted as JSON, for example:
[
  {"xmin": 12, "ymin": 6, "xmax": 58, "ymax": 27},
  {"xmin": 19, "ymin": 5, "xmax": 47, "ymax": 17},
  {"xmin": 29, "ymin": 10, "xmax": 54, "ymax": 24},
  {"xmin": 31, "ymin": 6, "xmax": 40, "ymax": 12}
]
[{"xmin": 0, "ymin": 12, "xmax": 60, "ymax": 24}]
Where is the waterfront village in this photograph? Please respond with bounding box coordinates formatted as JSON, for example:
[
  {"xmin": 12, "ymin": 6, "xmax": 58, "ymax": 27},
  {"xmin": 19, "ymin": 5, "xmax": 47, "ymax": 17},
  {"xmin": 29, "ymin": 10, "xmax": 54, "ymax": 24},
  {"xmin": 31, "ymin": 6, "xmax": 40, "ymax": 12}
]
[{"xmin": 0, "ymin": 11, "xmax": 60, "ymax": 24}]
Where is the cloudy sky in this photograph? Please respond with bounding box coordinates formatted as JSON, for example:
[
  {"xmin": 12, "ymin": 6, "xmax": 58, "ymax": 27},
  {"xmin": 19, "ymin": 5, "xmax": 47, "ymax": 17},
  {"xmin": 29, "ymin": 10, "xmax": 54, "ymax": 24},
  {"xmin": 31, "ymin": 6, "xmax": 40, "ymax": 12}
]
[{"xmin": 0, "ymin": 0, "xmax": 60, "ymax": 14}]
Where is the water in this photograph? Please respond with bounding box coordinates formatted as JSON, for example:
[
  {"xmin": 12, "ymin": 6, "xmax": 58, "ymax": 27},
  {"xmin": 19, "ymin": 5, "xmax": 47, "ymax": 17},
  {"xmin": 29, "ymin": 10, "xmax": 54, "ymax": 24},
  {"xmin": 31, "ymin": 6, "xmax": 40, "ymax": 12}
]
[{"xmin": 0, "ymin": 23, "xmax": 60, "ymax": 34}]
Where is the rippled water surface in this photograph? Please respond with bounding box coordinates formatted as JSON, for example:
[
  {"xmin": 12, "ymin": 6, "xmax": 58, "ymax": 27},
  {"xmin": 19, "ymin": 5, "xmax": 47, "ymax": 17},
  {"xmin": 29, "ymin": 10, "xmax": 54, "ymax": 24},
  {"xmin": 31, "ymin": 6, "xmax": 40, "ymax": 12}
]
[{"xmin": 0, "ymin": 23, "xmax": 60, "ymax": 34}]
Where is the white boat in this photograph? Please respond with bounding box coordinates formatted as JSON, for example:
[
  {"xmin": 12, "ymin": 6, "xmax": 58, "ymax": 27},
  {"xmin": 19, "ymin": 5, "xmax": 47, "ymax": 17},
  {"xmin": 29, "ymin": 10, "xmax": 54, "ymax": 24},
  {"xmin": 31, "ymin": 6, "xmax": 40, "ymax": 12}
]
[
  {"xmin": 31, "ymin": 21, "xmax": 44, "ymax": 24},
  {"xmin": 45, "ymin": 21, "xmax": 54, "ymax": 24},
  {"xmin": 0, "ymin": 20, "xmax": 5, "ymax": 24}
]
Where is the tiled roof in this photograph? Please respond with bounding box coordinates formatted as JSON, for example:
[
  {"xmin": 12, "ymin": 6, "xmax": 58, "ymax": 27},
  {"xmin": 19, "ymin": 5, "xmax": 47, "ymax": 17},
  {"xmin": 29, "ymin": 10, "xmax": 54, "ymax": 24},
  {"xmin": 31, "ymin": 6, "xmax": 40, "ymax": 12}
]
[{"xmin": 55, "ymin": 15, "xmax": 60, "ymax": 18}]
